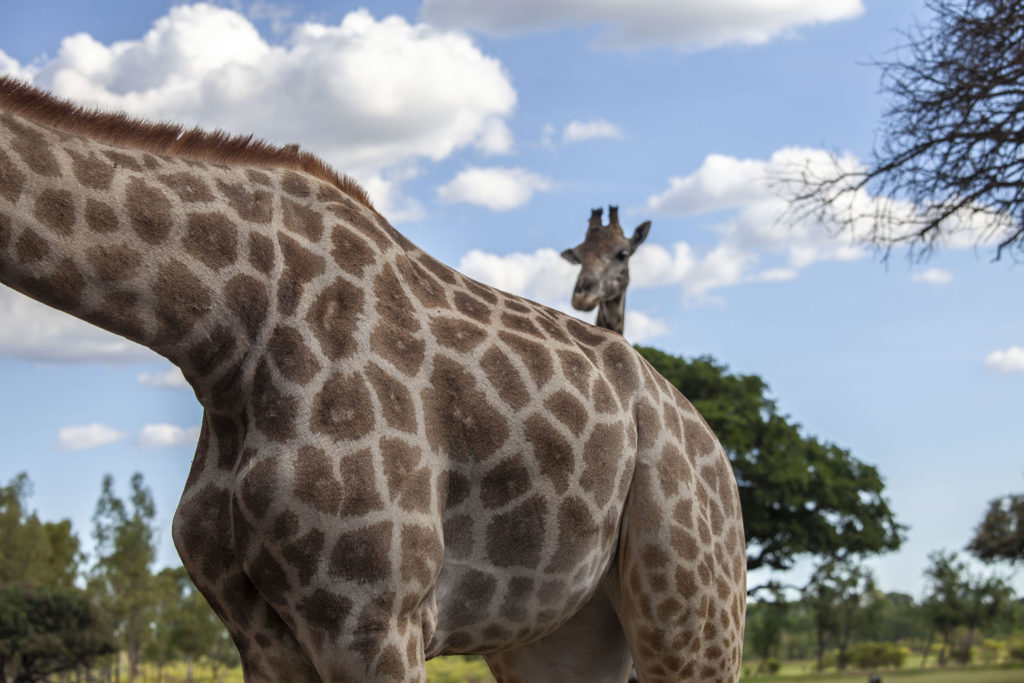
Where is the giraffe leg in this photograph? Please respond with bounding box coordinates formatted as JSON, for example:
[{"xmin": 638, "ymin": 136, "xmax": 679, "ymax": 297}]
[
  {"xmin": 612, "ymin": 452, "xmax": 745, "ymax": 683},
  {"xmin": 483, "ymin": 582, "xmax": 633, "ymax": 683}
]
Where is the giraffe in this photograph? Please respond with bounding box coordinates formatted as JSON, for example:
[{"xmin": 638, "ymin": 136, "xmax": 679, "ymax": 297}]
[
  {"xmin": 561, "ymin": 206, "xmax": 650, "ymax": 335},
  {"xmin": 0, "ymin": 76, "xmax": 745, "ymax": 683}
]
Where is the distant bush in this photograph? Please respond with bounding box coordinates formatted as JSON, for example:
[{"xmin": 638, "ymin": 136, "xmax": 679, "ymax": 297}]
[
  {"xmin": 760, "ymin": 658, "xmax": 781, "ymax": 674},
  {"xmin": 848, "ymin": 642, "xmax": 907, "ymax": 669},
  {"xmin": 1008, "ymin": 644, "xmax": 1024, "ymax": 663}
]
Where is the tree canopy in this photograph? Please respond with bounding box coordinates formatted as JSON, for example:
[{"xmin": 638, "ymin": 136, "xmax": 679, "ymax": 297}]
[
  {"xmin": 637, "ymin": 347, "xmax": 905, "ymax": 574},
  {"xmin": 786, "ymin": 0, "xmax": 1024, "ymax": 260},
  {"xmin": 968, "ymin": 492, "xmax": 1024, "ymax": 565}
]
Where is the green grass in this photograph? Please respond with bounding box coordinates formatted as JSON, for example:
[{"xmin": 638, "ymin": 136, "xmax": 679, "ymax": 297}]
[{"xmin": 742, "ymin": 666, "xmax": 1024, "ymax": 683}]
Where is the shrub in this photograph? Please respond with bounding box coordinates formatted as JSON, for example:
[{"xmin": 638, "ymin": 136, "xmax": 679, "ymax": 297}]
[
  {"xmin": 760, "ymin": 658, "xmax": 781, "ymax": 674},
  {"xmin": 848, "ymin": 642, "xmax": 907, "ymax": 669}
]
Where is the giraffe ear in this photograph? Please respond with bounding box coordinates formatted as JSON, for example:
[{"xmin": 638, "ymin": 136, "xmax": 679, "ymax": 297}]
[
  {"xmin": 561, "ymin": 248, "xmax": 581, "ymax": 265},
  {"xmin": 629, "ymin": 221, "xmax": 651, "ymax": 253}
]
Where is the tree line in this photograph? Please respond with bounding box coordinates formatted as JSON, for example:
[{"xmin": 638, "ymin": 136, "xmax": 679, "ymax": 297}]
[{"xmin": 0, "ymin": 472, "xmax": 237, "ymax": 683}]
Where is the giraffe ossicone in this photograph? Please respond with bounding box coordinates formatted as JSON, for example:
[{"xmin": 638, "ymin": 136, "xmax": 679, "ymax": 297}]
[
  {"xmin": 0, "ymin": 76, "xmax": 745, "ymax": 683},
  {"xmin": 561, "ymin": 205, "xmax": 650, "ymax": 335}
]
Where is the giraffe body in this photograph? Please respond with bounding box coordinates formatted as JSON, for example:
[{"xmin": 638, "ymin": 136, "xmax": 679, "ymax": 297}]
[{"xmin": 0, "ymin": 78, "xmax": 745, "ymax": 682}]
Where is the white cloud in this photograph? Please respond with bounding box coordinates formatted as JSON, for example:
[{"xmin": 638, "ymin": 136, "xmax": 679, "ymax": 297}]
[
  {"xmin": 459, "ymin": 248, "xmax": 577, "ymax": 302},
  {"xmin": 438, "ymin": 166, "xmax": 553, "ymax": 211},
  {"xmin": 623, "ymin": 311, "xmax": 668, "ymax": 344},
  {"xmin": 984, "ymin": 347, "xmax": 1024, "ymax": 373},
  {"xmin": 421, "ymin": 0, "xmax": 864, "ymax": 52},
  {"xmin": 58, "ymin": 424, "xmax": 127, "ymax": 451},
  {"xmin": 137, "ymin": 367, "xmax": 190, "ymax": 390},
  {"xmin": 911, "ymin": 268, "xmax": 952, "ymax": 285},
  {"xmin": 30, "ymin": 4, "xmax": 516, "ymax": 195},
  {"xmin": 0, "ymin": 49, "xmax": 33, "ymax": 80},
  {"xmin": 563, "ymin": 119, "xmax": 623, "ymax": 143},
  {"xmin": 139, "ymin": 423, "xmax": 202, "ymax": 448},
  {"xmin": 0, "ymin": 289, "xmax": 155, "ymax": 363}
]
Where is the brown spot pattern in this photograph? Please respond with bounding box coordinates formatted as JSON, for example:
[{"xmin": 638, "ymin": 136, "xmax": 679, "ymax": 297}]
[
  {"xmin": 500, "ymin": 332, "xmax": 553, "ymax": 388},
  {"xmin": 0, "ymin": 149, "xmax": 26, "ymax": 203},
  {"xmin": 183, "ymin": 211, "xmax": 238, "ymax": 270},
  {"xmin": 282, "ymin": 197, "xmax": 323, "ymax": 241},
  {"xmin": 366, "ymin": 363, "xmax": 417, "ymax": 433},
  {"xmin": 294, "ymin": 446, "xmax": 343, "ymax": 514},
  {"xmin": 84, "ymin": 199, "xmax": 118, "ymax": 233},
  {"xmin": 307, "ymin": 277, "xmax": 363, "ymax": 360},
  {"xmin": 331, "ymin": 228, "xmax": 375, "ymax": 277},
  {"xmin": 524, "ymin": 414, "xmax": 573, "ymax": 493},
  {"xmin": 67, "ymin": 149, "xmax": 115, "ymax": 190},
  {"xmin": 480, "ymin": 456, "xmax": 531, "ymax": 509},
  {"xmin": 126, "ymin": 178, "xmax": 173, "ymax": 244},
  {"xmin": 159, "ymin": 171, "xmax": 214, "ymax": 202},
  {"xmin": 277, "ymin": 233, "xmax": 325, "ymax": 316},
  {"xmin": 15, "ymin": 229, "xmax": 49, "ymax": 263},
  {"xmin": 268, "ymin": 324, "xmax": 320, "ymax": 383},
  {"xmin": 329, "ymin": 521, "xmax": 393, "ymax": 582},
  {"xmin": 216, "ymin": 180, "xmax": 273, "ymax": 223},
  {"xmin": 87, "ymin": 244, "xmax": 140, "ymax": 282},
  {"xmin": 480, "ymin": 346, "xmax": 529, "ymax": 411},
  {"xmin": 429, "ymin": 315, "xmax": 487, "ymax": 352},
  {"xmin": 486, "ymin": 495, "xmax": 547, "ymax": 568},
  {"xmin": 310, "ymin": 371, "xmax": 375, "ymax": 442},
  {"xmin": 34, "ymin": 188, "xmax": 76, "ymax": 235},
  {"xmin": 422, "ymin": 355, "xmax": 509, "ymax": 461}
]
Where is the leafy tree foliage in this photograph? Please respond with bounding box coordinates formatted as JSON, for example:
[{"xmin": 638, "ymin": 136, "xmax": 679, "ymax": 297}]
[
  {"xmin": 968, "ymin": 493, "xmax": 1024, "ymax": 565},
  {"xmin": 0, "ymin": 473, "xmax": 81, "ymax": 587},
  {"xmin": 802, "ymin": 559, "xmax": 876, "ymax": 671},
  {"xmin": 637, "ymin": 347, "xmax": 905, "ymax": 573}
]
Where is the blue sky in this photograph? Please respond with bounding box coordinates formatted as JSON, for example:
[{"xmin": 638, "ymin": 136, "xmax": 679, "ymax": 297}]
[{"xmin": 1, "ymin": 0, "xmax": 1021, "ymax": 598}]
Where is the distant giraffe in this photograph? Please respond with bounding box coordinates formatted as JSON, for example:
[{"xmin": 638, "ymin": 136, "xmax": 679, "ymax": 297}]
[
  {"xmin": 0, "ymin": 77, "xmax": 745, "ymax": 682},
  {"xmin": 561, "ymin": 206, "xmax": 650, "ymax": 334}
]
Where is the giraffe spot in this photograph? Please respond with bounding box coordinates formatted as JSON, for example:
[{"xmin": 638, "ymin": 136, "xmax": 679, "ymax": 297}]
[
  {"xmin": 271, "ymin": 510, "xmax": 299, "ymax": 542},
  {"xmin": 603, "ymin": 341, "xmax": 640, "ymax": 403},
  {"xmin": 67, "ymin": 149, "xmax": 115, "ymax": 190},
  {"xmin": 479, "ymin": 345, "xmax": 529, "ymax": 411},
  {"xmin": 277, "ymin": 233, "xmax": 325, "ymax": 316},
  {"xmin": 429, "ymin": 315, "xmax": 487, "ymax": 353},
  {"xmin": 486, "ymin": 494, "xmax": 547, "ymax": 568},
  {"xmin": 282, "ymin": 196, "xmax": 324, "ymax": 241},
  {"xmin": 556, "ymin": 349, "xmax": 592, "ymax": 398},
  {"xmin": 453, "ymin": 291, "xmax": 490, "ymax": 324},
  {"xmin": 592, "ymin": 376, "xmax": 619, "ymax": 413},
  {"xmin": 683, "ymin": 417, "xmax": 715, "ymax": 455},
  {"xmin": 672, "ymin": 527, "xmax": 700, "ymax": 562},
  {"xmin": 535, "ymin": 313, "xmax": 571, "ymax": 343},
  {"xmin": 380, "ymin": 438, "xmax": 431, "ymax": 512},
  {"xmin": 183, "ymin": 211, "xmax": 238, "ymax": 270},
  {"xmin": 225, "ymin": 274, "xmax": 268, "ymax": 338},
  {"xmin": 663, "ymin": 401, "xmax": 683, "ymax": 441},
  {"xmin": 442, "ymin": 567, "xmax": 498, "ymax": 629},
  {"xmin": 0, "ymin": 213, "xmax": 10, "ymax": 250},
  {"xmin": 247, "ymin": 547, "xmax": 290, "ymax": 607},
  {"xmin": 371, "ymin": 322, "xmax": 426, "ymax": 377},
  {"xmin": 101, "ymin": 150, "xmax": 143, "ymax": 171},
  {"xmin": 294, "ymin": 445, "xmax": 343, "ymax": 514},
  {"xmin": 15, "ymin": 229, "xmax": 49, "ymax": 263},
  {"xmin": 500, "ymin": 312, "xmax": 543, "ymax": 338},
  {"xmin": 375, "ymin": 644, "xmax": 405, "ymax": 679},
  {"xmin": 442, "ymin": 513, "xmax": 474, "ymax": 560},
  {"xmin": 375, "ymin": 264, "xmax": 419, "ymax": 331},
  {"xmin": 153, "ymin": 260, "xmax": 212, "ymax": 340},
  {"xmin": 23, "ymin": 258, "xmax": 85, "ymax": 311},
  {"xmin": 8, "ymin": 117, "xmax": 60, "ymax": 176},
  {"xmin": 480, "ymin": 456, "xmax": 531, "ymax": 509},
  {"xmin": 81, "ymin": 199, "xmax": 118, "ymax": 234},
  {"xmin": 504, "ymin": 298, "xmax": 531, "ymax": 314},
  {"xmin": 125, "ymin": 178, "xmax": 173, "ymax": 244},
  {"xmin": 308, "ymin": 276, "xmax": 363, "ymax": 360},
  {"xmin": 297, "ymin": 588, "xmax": 351, "ymax": 638},
  {"xmin": 464, "ymin": 278, "xmax": 498, "ymax": 304},
  {"xmin": 81, "ymin": 290, "xmax": 147, "ymax": 347},
  {"xmin": 418, "ymin": 254, "xmax": 457, "ymax": 284},
  {"xmin": 251, "ymin": 361, "xmax": 298, "ymax": 442},
  {"xmin": 248, "ymin": 232, "xmax": 275, "ymax": 274},
  {"xmin": 636, "ymin": 398, "xmax": 661, "ymax": 452},
  {"xmin": 173, "ymin": 484, "xmax": 235, "ymax": 583},
  {"xmin": 499, "ymin": 332, "xmax": 553, "ymax": 388},
  {"xmin": 245, "ymin": 169, "xmax": 272, "ymax": 186},
  {"xmin": 281, "ymin": 171, "xmax": 311, "ymax": 197},
  {"xmin": 499, "ymin": 577, "xmax": 533, "ymax": 622},
  {"xmin": 284, "ymin": 529, "xmax": 326, "ymax": 586},
  {"xmin": 216, "ymin": 180, "xmax": 273, "ymax": 223},
  {"xmin": 0, "ymin": 149, "xmax": 26, "ymax": 202},
  {"xmin": 445, "ymin": 471, "xmax": 471, "ymax": 508},
  {"xmin": 186, "ymin": 325, "xmax": 235, "ymax": 381},
  {"xmin": 524, "ymin": 414, "xmax": 573, "ymax": 493},
  {"xmin": 329, "ymin": 521, "xmax": 393, "ymax": 582},
  {"xmin": 34, "ymin": 188, "xmax": 76, "ymax": 235},
  {"xmin": 400, "ymin": 524, "xmax": 442, "ymax": 586},
  {"xmin": 338, "ymin": 449, "xmax": 385, "ymax": 517},
  {"xmin": 544, "ymin": 390, "xmax": 587, "ymax": 436},
  {"xmin": 158, "ymin": 171, "xmax": 214, "ymax": 203},
  {"xmin": 240, "ymin": 456, "xmax": 279, "ymax": 519},
  {"xmin": 142, "ymin": 154, "xmax": 163, "ymax": 169},
  {"xmin": 86, "ymin": 244, "xmax": 140, "ymax": 282},
  {"xmin": 579, "ymin": 422, "xmax": 625, "ymax": 509},
  {"xmin": 366, "ymin": 363, "xmax": 417, "ymax": 433},
  {"xmin": 331, "ymin": 227, "xmax": 375, "ymax": 277},
  {"xmin": 545, "ymin": 496, "xmax": 598, "ymax": 573},
  {"xmin": 395, "ymin": 257, "xmax": 450, "ymax": 310},
  {"xmin": 268, "ymin": 324, "xmax": 320, "ymax": 384},
  {"xmin": 656, "ymin": 444, "xmax": 685, "ymax": 499},
  {"xmin": 317, "ymin": 184, "xmax": 347, "ymax": 203},
  {"xmin": 422, "ymin": 355, "xmax": 509, "ymax": 461},
  {"xmin": 328, "ymin": 202, "xmax": 389, "ymax": 250},
  {"xmin": 310, "ymin": 371, "xmax": 375, "ymax": 442}
]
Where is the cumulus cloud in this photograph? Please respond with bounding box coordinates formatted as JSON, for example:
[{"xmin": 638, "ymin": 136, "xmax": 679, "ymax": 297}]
[
  {"xmin": 0, "ymin": 289, "xmax": 155, "ymax": 363},
  {"xmin": 438, "ymin": 167, "xmax": 553, "ymax": 211},
  {"xmin": 984, "ymin": 347, "xmax": 1024, "ymax": 373},
  {"xmin": 137, "ymin": 367, "xmax": 190, "ymax": 390},
  {"xmin": 911, "ymin": 268, "xmax": 952, "ymax": 285},
  {"xmin": 563, "ymin": 119, "xmax": 623, "ymax": 143},
  {"xmin": 139, "ymin": 423, "xmax": 202, "ymax": 447},
  {"xmin": 421, "ymin": 0, "xmax": 864, "ymax": 52},
  {"xmin": 58, "ymin": 424, "xmax": 127, "ymax": 451},
  {"xmin": 623, "ymin": 311, "xmax": 668, "ymax": 344},
  {"xmin": 29, "ymin": 4, "xmax": 516, "ymax": 197},
  {"xmin": 0, "ymin": 49, "xmax": 33, "ymax": 80}
]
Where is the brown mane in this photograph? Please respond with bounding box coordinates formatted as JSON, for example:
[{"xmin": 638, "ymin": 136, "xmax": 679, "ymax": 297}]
[{"xmin": 0, "ymin": 75, "xmax": 374, "ymax": 212}]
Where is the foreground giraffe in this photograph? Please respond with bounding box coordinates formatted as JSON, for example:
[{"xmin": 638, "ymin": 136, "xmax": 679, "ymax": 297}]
[
  {"xmin": 0, "ymin": 77, "xmax": 745, "ymax": 683},
  {"xmin": 561, "ymin": 206, "xmax": 650, "ymax": 335}
]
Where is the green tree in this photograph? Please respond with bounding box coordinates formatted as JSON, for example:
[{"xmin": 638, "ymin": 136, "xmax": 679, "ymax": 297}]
[
  {"xmin": 0, "ymin": 473, "xmax": 81, "ymax": 587},
  {"xmin": 968, "ymin": 493, "xmax": 1024, "ymax": 566},
  {"xmin": 746, "ymin": 589, "xmax": 788, "ymax": 673},
  {"xmin": 802, "ymin": 558, "xmax": 876, "ymax": 671},
  {"xmin": 0, "ymin": 583, "xmax": 115, "ymax": 682},
  {"xmin": 88, "ymin": 473, "xmax": 157, "ymax": 683},
  {"xmin": 637, "ymin": 348, "xmax": 905, "ymax": 574},
  {"xmin": 922, "ymin": 551, "xmax": 966, "ymax": 667}
]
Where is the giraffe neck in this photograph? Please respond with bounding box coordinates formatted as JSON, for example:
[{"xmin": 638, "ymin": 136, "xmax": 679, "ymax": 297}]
[
  {"xmin": 595, "ymin": 292, "xmax": 625, "ymax": 335},
  {"xmin": 0, "ymin": 107, "xmax": 278, "ymax": 411}
]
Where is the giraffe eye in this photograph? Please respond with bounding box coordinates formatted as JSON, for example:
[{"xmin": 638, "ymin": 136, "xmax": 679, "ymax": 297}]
[{"xmin": 615, "ymin": 250, "xmax": 629, "ymax": 261}]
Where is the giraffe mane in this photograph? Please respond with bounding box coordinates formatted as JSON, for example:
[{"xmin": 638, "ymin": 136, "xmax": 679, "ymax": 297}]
[{"xmin": 0, "ymin": 75, "xmax": 375, "ymax": 212}]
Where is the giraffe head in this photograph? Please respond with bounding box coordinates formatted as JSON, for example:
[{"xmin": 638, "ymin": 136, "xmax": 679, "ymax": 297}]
[{"xmin": 561, "ymin": 206, "xmax": 650, "ymax": 313}]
